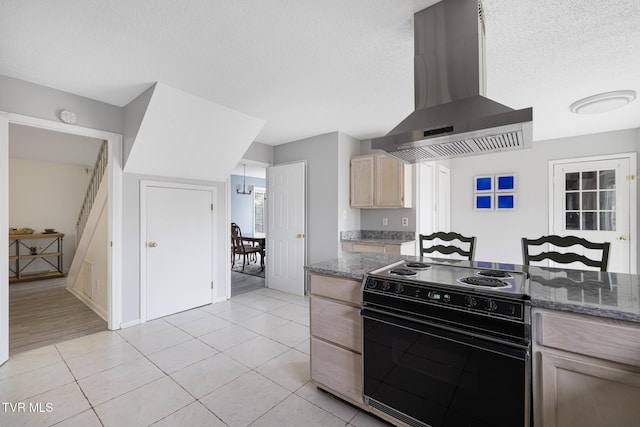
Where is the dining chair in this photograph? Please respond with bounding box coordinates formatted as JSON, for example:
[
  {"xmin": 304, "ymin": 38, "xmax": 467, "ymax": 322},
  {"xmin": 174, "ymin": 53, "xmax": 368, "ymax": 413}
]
[
  {"xmin": 521, "ymin": 235, "xmax": 610, "ymax": 271},
  {"xmin": 231, "ymin": 223, "xmax": 261, "ymax": 270},
  {"xmin": 419, "ymin": 231, "xmax": 477, "ymax": 260}
]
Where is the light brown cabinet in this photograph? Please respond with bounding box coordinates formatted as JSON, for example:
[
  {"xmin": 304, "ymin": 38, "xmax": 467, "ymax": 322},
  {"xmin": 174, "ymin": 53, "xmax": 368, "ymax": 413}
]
[
  {"xmin": 350, "ymin": 154, "xmax": 411, "ymax": 208},
  {"xmin": 533, "ymin": 308, "xmax": 640, "ymax": 427},
  {"xmin": 341, "ymin": 240, "xmax": 415, "ymax": 256},
  {"xmin": 309, "ymin": 272, "xmax": 365, "ymax": 408}
]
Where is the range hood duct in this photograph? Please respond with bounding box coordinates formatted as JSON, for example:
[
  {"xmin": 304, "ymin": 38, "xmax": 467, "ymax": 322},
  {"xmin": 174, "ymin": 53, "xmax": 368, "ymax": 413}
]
[{"xmin": 371, "ymin": 0, "xmax": 533, "ymax": 163}]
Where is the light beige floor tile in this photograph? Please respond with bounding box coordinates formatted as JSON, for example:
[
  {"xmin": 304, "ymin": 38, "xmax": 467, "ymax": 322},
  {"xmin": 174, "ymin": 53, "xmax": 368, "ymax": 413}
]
[
  {"xmin": 77, "ymin": 356, "xmax": 164, "ymax": 405},
  {"xmin": 269, "ymin": 303, "xmax": 309, "ymax": 321},
  {"xmin": 200, "ymin": 371, "xmax": 290, "ymax": 427},
  {"xmin": 241, "ymin": 296, "xmax": 290, "ymax": 312},
  {"xmin": 116, "ymin": 318, "xmax": 173, "ymax": 341},
  {"xmin": 238, "ymin": 313, "xmax": 290, "ymax": 335},
  {"xmin": 177, "ymin": 315, "xmax": 233, "ymax": 337},
  {"xmin": 261, "ymin": 320, "xmax": 309, "ymax": 347},
  {"xmin": 212, "ymin": 304, "xmax": 263, "ymax": 323},
  {"xmin": 147, "ymin": 339, "xmax": 217, "ymax": 373},
  {"xmin": 64, "ymin": 341, "xmax": 142, "ymax": 379},
  {"xmin": 94, "ymin": 377, "xmax": 194, "ymax": 427},
  {"xmin": 295, "ymin": 382, "xmax": 360, "ymax": 422},
  {"xmin": 294, "ymin": 313, "xmax": 310, "ymax": 326},
  {"xmin": 294, "ymin": 338, "xmax": 310, "ymax": 355},
  {"xmin": 124, "ymin": 325, "xmax": 193, "ymax": 355},
  {"xmin": 223, "ymin": 335, "xmax": 288, "ymax": 369},
  {"xmin": 170, "ymin": 352, "xmax": 249, "ymax": 398},
  {"xmin": 268, "ymin": 291, "xmax": 310, "ymax": 305},
  {"xmin": 1, "ymin": 382, "xmax": 90, "ymax": 427},
  {"xmin": 199, "ymin": 300, "xmax": 234, "ymax": 315},
  {"xmin": 348, "ymin": 411, "xmax": 392, "ymax": 427},
  {"xmin": 0, "ymin": 345, "xmax": 62, "ymax": 380},
  {"xmin": 255, "ymin": 349, "xmax": 309, "ymax": 392},
  {"xmin": 0, "ymin": 360, "xmax": 74, "ymax": 402},
  {"xmin": 55, "ymin": 330, "xmax": 124, "ymax": 360},
  {"xmin": 54, "ymin": 409, "xmax": 102, "ymax": 427},
  {"xmin": 230, "ymin": 292, "xmax": 263, "ymax": 306},
  {"xmin": 151, "ymin": 401, "xmax": 226, "ymax": 427},
  {"xmin": 162, "ymin": 308, "xmax": 213, "ymax": 326},
  {"xmin": 198, "ymin": 324, "xmax": 258, "ymax": 352},
  {"xmin": 252, "ymin": 393, "xmax": 345, "ymax": 427}
]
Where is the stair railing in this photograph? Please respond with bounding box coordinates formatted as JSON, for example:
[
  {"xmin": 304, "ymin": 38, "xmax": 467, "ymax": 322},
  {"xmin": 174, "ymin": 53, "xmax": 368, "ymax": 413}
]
[{"xmin": 76, "ymin": 140, "xmax": 108, "ymax": 244}]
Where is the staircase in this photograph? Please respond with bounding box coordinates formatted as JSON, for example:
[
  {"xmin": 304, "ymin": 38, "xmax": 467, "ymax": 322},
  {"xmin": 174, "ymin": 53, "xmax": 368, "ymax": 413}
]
[{"xmin": 66, "ymin": 141, "xmax": 109, "ymax": 320}]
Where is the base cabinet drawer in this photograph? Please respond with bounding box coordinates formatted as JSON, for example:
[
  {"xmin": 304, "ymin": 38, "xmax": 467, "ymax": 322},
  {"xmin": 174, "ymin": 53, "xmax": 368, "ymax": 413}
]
[
  {"xmin": 310, "ymin": 296, "xmax": 361, "ymax": 352},
  {"xmin": 311, "ymin": 337, "xmax": 363, "ymax": 406}
]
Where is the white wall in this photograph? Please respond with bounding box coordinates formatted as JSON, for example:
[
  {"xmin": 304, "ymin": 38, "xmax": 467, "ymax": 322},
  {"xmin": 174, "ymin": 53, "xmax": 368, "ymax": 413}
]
[
  {"xmin": 9, "ymin": 158, "xmax": 91, "ymax": 273},
  {"xmin": 449, "ymin": 128, "xmax": 640, "ymax": 265},
  {"xmin": 77, "ymin": 202, "xmax": 109, "ymax": 318}
]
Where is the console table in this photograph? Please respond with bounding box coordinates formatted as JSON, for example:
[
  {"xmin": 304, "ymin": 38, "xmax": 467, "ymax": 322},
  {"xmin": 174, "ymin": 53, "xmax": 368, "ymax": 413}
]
[{"xmin": 9, "ymin": 233, "xmax": 65, "ymax": 283}]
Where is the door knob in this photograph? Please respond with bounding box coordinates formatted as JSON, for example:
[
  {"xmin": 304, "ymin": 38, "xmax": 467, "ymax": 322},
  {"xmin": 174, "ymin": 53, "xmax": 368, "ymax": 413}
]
[
  {"xmin": 618, "ymin": 236, "xmax": 627, "ymax": 241},
  {"xmin": 148, "ymin": 241, "xmax": 158, "ymax": 247},
  {"xmin": 296, "ymin": 233, "xmax": 304, "ymax": 239}
]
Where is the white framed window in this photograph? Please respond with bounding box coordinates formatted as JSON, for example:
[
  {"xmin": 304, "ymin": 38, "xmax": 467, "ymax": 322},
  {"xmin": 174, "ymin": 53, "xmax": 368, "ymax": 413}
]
[{"xmin": 253, "ymin": 187, "xmax": 266, "ymax": 237}]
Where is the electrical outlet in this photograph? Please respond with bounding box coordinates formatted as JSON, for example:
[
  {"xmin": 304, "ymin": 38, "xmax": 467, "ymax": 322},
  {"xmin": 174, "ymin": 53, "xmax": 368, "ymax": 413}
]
[
  {"xmin": 401, "ymin": 217, "xmax": 409, "ymax": 226},
  {"xmin": 382, "ymin": 218, "xmax": 389, "ymax": 226}
]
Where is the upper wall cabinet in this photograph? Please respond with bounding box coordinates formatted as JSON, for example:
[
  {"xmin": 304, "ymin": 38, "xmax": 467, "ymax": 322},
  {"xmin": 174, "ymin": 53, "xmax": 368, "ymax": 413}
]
[{"xmin": 350, "ymin": 154, "xmax": 412, "ymax": 208}]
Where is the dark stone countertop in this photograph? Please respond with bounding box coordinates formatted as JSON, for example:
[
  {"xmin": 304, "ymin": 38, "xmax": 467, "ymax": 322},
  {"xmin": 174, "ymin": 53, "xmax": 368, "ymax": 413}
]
[{"xmin": 305, "ymin": 254, "xmax": 640, "ymax": 323}]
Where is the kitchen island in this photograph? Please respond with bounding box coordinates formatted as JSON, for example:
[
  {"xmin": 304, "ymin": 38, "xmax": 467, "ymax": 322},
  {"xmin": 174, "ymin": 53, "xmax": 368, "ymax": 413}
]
[{"xmin": 305, "ymin": 253, "xmax": 640, "ymax": 427}]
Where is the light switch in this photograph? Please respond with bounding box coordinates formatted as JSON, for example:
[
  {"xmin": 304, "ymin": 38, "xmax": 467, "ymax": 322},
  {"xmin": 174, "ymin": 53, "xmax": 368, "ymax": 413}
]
[{"xmin": 382, "ymin": 218, "xmax": 389, "ymax": 226}]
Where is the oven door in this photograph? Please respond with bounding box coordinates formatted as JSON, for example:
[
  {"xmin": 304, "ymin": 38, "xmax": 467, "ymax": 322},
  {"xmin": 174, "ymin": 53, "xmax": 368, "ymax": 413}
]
[{"xmin": 362, "ymin": 308, "xmax": 530, "ymax": 427}]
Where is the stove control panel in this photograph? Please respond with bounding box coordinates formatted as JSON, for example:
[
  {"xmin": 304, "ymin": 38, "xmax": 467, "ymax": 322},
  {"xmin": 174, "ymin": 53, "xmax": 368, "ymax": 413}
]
[{"xmin": 363, "ymin": 277, "xmax": 524, "ymax": 321}]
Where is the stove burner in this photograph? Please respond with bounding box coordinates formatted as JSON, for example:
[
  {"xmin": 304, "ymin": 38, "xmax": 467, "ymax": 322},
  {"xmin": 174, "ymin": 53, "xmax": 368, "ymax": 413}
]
[
  {"xmin": 476, "ymin": 270, "xmax": 512, "ymax": 279},
  {"xmin": 458, "ymin": 276, "xmax": 510, "ymax": 288},
  {"xmin": 404, "ymin": 262, "xmax": 432, "ymax": 270},
  {"xmin": 388, "ymin": 268, "xmax": 418, "ymax": 276}
]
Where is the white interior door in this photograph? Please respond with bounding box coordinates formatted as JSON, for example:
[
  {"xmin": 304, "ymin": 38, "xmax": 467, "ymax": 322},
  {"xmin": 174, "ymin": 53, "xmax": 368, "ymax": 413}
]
[
  {"xmin": 142, "ymin": 183, "xmax": 214, "ymax": 320},
  {"xmin": 267, "ymin": 162, "xmax": 305, "ymax": 295},
  {"xmin": 551, "ymin": 156, "xmax": 634, "ymax": 273},
  {"xmin": 0, "ymin": 113, "xmax": 8, "ymax": 365}
]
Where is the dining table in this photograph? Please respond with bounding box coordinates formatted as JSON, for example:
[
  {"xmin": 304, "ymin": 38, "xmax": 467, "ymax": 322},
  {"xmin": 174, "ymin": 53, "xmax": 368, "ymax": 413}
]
[{"xmin": 241, "ymin": 236, "xmax": 266, "ymax": 271}]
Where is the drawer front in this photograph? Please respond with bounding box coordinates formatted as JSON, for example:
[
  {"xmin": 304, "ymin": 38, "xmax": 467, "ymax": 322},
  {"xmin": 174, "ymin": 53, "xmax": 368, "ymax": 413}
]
[
  {"xmin": 311, "ymin": 337, "xmax": 363, "ymax": 406},
  {"xmin": 311, "ymin": 296, "xmax": 362, "ymax": 352},
  {"xmin": 537, "ymin": 311, "xmax": 640, "ymax": 367},
  {"xmin": 309, "ymin": 273, "xmax": 361, "ymax": 305}
]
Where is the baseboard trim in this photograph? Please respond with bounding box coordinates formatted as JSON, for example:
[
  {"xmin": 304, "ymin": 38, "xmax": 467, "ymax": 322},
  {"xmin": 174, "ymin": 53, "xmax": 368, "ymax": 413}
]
[{"xmin": 66, "ymin": 287, "xmax": 108, "ymax": 322}]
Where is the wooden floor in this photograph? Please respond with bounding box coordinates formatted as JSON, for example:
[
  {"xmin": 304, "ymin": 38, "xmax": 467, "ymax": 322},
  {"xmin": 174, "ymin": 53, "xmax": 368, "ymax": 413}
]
[
  {"xmin": 231, "ymin": 270, "xmax": 265, "ymax": 297},
  {"xmin": 9, "ymin": 278, "xmax": 107, "ymax": 355}
]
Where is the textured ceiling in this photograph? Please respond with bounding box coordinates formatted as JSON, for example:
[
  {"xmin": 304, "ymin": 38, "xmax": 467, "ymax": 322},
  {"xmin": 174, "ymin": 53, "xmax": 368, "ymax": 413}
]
[{"xmin": 1, "ymin": 0, "xmax": 639, "ymax": 146}]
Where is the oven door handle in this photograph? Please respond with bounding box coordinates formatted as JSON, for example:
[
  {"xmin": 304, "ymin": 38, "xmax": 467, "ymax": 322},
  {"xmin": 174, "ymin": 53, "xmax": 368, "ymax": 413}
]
[{"xmin": 362, "ymin": 307, "xmax": 530, "ymax": 360}]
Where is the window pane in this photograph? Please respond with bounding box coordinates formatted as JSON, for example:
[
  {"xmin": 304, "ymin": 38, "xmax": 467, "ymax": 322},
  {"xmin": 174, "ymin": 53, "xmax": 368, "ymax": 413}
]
[
  {"xmin": 581, "ymin": 171, "xmax": 597, "ymax": 190},
  {"xmin": 565, "ymin": 172, "xmax": 580, "ymax": 191},
  {"xmin": 565, "ymin": 193, "xmax": 580, "ymax": 211},
  {"xmin": 254, "ymin": 191, "xmax": 265, "ymax": 233},
  {"xmin": 566, "ymin": 212, "xmax": 580, "ymax": 230},
  {"xmin": 599, "ymin": 190, "xmax": 616, "ymax": 210},
  {"xmin": 582, "ymin": 191, "xmax": 597, "ymax": 210},
  {"xmin": 599, "ymin": 170, "xmax": 616, "ymax": 189},
  {"xmin": 582, "ymin": 212, "xmax": 597, "ymax": 230},
  {"xmin": 600, "ymin": 212, "xmax": 616, "ymax": 231}
]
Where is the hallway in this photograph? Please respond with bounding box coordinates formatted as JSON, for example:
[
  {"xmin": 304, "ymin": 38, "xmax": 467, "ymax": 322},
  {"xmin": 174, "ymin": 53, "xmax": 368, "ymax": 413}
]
[{"xmin": 9, "ymin": 278, "xmax": 107, "ymax": 355}]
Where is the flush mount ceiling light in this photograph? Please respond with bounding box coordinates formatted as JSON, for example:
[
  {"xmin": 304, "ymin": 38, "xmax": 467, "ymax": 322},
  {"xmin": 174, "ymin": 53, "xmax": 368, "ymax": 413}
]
[{"xmin": 570, "ymin": 90, "xmax": 637, "ymax": 115}]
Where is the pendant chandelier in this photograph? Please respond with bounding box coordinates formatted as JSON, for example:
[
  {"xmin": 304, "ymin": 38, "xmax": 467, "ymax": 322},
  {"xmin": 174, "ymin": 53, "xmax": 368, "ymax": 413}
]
[{"xmin": 236, "ymin": 164, "xmax": 253, "ymax": 195}]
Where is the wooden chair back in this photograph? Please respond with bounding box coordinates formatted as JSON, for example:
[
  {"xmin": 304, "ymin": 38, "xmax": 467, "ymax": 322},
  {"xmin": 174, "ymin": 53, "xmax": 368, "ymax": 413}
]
[
  {"xmin": 419, "ymin": 232, "xmax": 477, "ymax": 260},
  {"xmin": 521, "ymin": 235, "xmax": 610, "ymax": 271}
]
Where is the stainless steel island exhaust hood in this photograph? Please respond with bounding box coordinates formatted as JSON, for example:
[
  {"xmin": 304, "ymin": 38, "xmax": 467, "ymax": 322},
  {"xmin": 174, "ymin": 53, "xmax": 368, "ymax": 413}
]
[{"xmin": 372, "ymin": 0, "xmax": 533, "ymax": 163}]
